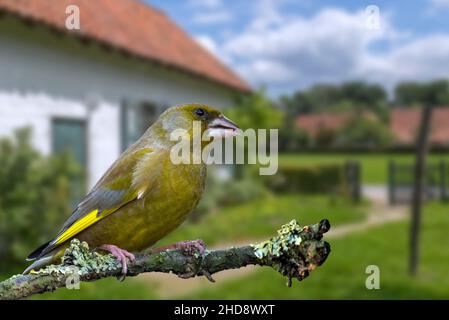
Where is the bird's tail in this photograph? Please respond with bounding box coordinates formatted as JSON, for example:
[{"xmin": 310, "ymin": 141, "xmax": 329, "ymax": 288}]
[
  {"xmin": 23, "ymin": 239, "xmax": 56, "ymax": 274},
  {"xmin": 23, "ymin": 254, "xmax": 54, "ymax": 274},
  {"xmin": 26, "ymin": 240, "xmax": 52, "ymax": 261}
]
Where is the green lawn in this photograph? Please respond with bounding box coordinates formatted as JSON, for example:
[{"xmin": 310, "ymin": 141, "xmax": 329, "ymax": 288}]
[
  {"xmin": 159, "ymin": 194, "xmax": 366, "ymax": 246},
  {"xmin": 31, "ymin": 194, "xmax": 365, "ymax": 299},
  {"xmin": 184, "ymin": 202, "xmax": 449, "ymax": 299},
  {"xmin": 22, "ymin": 194, "xmax": 449, "ymax": 300},
  {"xmin": 279, "ymin": 153, "xmax": 449, "ymax": 184}
]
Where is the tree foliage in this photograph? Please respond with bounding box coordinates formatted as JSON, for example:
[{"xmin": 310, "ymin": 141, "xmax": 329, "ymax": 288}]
[
  {"xmin": 336, "ymin": 117, "xmax": 393, "ymax": 148},
  {"xmin": 394, "ymin": 79, "xmax": 449, "ymax": 106},
  {"xmin": 0, "ymin": 128, "xmax": 82, "ymax": 273},
  {"xmin": 281, "ymin": 81, "xmax": 388, "ymax": 118},
  {"xmin": 227, "ymin": 89, "xmax": 284, "ymax": 130},
  {"xmin": 278, "ymin": 127, "xmax": 311, "ymax": 151}
]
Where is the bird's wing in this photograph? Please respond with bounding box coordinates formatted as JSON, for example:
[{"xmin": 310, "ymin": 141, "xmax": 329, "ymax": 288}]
[{"xmin": 28, "ymin": 147, "xmax": 165, "ymax": 260}]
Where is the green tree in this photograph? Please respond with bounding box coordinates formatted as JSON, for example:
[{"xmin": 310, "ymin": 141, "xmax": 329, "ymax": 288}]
[
  {"xmin": 314, "ymin": 128, "xmax": 338, "ymax": 148},
  {"xmin": 224, "ymin": 90, "xmax": 284, "ymax": 179},
  {"xmin": 281, "ymin": 81, "xmax": 388, "ymax": 118},
  {"xmin": 227, "ymin": 89, "xmax": 284, "ymax": 129},
  {"xmin": 278, "ymin": 127, "xmax": 311, "ymax": 152},
  {"xmin": 336, "ymin": 117, "xmax": 393, "ymax": 148},
  {"xmin": 394, "ymin": 79, "xmax": 449, "ymax": 106},
  {"xmin": 281, "ymin": 83, "xmax": 343, "ymax": 116}
]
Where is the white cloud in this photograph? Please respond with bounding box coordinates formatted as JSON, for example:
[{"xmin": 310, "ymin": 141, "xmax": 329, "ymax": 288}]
[
  {"xmin": 195, "ymin": 35, "xmax": 219, "ymax": 55},
  {"xmin": 222, "ymin": 7, "xmax": 397, "ymax": 89},
  {"xmin": 188, "ymin": 0, "xmax": 231, "ymax": 25},
  {"xmin": 236, "ymin": 59, "xmax": 295, "ymax": 84},
  {"xmin": 199, "ymin": 1, "xmax": 449, "ymax": 94},
  {"xmin": 426, "ymin": 0, "xmax": 449, "ymax": 15},
  {"xmin": 249, "ymin": 0, "xmax": 283, "ymax": 31},
  {"xmin": 428, "ymin": 0, "xmax": 449, "ymax": 12},
  {"xmin": 361, "ymin": 34, "xmax": 449, "ymax": 86},
  {"xmin": 195, "ymin": 35, "xmax": 232, "ymax": 65},
  {"xmin": 193, "ymin": 11, "xmax": 231, "ymax": 24},
  {"xmin": 188, "ymin": 0, "xmax": 222, "ymax": 9}
]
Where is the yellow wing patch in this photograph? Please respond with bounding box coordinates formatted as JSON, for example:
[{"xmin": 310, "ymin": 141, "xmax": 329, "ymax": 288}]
[
  {"xmin": 54, "ymin": 208, "xmax": 115, "ymax": 245},
  {"xmin": 53, "ymin": 193, "xmax": 140, "ymax": 245}
]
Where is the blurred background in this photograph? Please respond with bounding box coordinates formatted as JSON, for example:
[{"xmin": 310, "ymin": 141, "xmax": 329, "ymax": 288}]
[{"xmin": 0, "ymin": 0, "xmax": 449, "ymax": 299}]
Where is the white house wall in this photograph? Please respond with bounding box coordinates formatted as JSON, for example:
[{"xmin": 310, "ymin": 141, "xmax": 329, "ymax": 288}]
[
  {"xmin": 0, "ymin": 91, "xmax": 120, "ymax": 187},
  {"xmin": 0, "ymin": 18, "xmax": 238, "ymax": 187},
  {"xmin": 0, "ymin": 22, "xmax": 235, "ymax": 107}
]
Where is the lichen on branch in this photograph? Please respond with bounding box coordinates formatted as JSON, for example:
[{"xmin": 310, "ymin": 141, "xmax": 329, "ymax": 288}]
[
  {"xmin": 252, "ymin": 219, "xmax": 331, "ymax": 286},
  {"xmin": 0, "ymin": 219, "xmax": 331, "ymax": 300}
]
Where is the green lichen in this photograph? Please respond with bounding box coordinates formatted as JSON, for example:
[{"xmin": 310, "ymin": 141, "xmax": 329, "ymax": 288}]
[
  {"xmin": 252, "ymin": 220, "xmax": 303, "ymax": 259},
  {"xmin": 251, "ymin": 219, "xmax": 330, "ymax": 286},
  {"xmin": 29, "ymin": 263, "xmax": 75, "ymax": 276},
  {"xmin": 28, "ymin": 239, "xmax": 119, "ymax": 277},
  {"xmin": 61, "ymin": 239, "xmax": 119, "ymax": 274}
]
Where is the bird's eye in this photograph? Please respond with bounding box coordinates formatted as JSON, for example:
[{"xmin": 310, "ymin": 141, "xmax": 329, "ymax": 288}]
[{"xmin": 195, "ymin": 108, "xmax": 206, "ymax": 117}]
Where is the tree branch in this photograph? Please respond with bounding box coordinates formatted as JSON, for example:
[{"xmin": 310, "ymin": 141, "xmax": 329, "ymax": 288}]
[{"xmin": 0, "ymin": 219, "xmax": 331, "ymax": 300}]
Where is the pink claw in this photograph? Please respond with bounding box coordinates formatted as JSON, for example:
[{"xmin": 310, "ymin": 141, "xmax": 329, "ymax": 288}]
[
  {"xmin": 177, "ymin": 239, "xmax": 206, "ymax": 255},
  {"xmin": 99, "ymin": 244, "xmax": 135, "ymax": 275}
]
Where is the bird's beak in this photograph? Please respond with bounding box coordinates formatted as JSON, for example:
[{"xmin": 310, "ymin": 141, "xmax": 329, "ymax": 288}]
[{"xmin": 206, "ymin": 115, "xmax": 239, "ymax": 138}]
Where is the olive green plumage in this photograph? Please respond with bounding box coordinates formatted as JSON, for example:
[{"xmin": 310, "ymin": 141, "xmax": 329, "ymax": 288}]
[{"xmin": 24, "ymin": 104, "xmax": 237, "ymax": 273}]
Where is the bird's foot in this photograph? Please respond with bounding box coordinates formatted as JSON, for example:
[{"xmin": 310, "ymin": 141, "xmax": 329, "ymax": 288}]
[
  {"xmin": 99, "ymin": 244, "xmax": 135, "ymax": 280},
  {"xmin": 151, "ymin": 240, "xmax": 214, "ymax": 282},
  {"xmin": 151, "ymin": 239, "xmax": 206, "ymax": 255},
  {"xmin": 176, "ymin": 239, "xmax": 206, "ymax": 256}
]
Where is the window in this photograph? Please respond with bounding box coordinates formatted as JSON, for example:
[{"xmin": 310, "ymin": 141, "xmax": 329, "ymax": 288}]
[
  {"xmin": 121, "ymin": 101, "xmax": 162, "ymax": 150},
  {"xmin": 52, "ymin": 118, "xmax": 87, "ymax": 206},
  {"xmin": 52, "ymin": 119, "xmax": 87, "ymax": 167}
]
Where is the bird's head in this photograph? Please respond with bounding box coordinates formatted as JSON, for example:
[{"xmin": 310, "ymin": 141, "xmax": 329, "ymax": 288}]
[{"xmin": 155, "ymin": 104, "xmax": 239, "ymax": 143}]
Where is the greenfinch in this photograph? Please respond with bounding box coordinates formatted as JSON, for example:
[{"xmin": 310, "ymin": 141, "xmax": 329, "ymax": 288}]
[{"xmin": 24, "ymin": 104, "xmax": 239, "ymax": 274}]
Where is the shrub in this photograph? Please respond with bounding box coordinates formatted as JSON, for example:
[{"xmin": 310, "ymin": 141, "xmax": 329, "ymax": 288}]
[
  {"xmin": 314, "ymin": 128, "xmax": 338, "ymax": 148},
  {"xmin": 0, "ymin": 128, "xmax": 82, "ymax": 273},
  {"xmin": 190, "ymin": 166, "xmax": 268, "ymax": 222},
  {"xmin": 279, "ymin": 127, "xmax": 311, "ymax": 152},
  {"xmin": 336, "ymin": 117, "xmax": 393, "ymax": 148},
  {"xmin": 265, "ymin": 164, "xmax": 347, "ymax": 195}
]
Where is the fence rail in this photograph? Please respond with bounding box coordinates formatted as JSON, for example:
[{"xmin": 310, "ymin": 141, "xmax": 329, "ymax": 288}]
[{"xmin": 388, "ymin": 160, "xmax": 449, "ymax": 205}]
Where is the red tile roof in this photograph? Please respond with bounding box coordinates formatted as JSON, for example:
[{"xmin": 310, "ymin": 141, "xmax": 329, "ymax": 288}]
[
  {"xmin": 390, "ymin": 107, "xmax": 449, "ymax": 145},
  {"xmin": 297, "ymin": 108, "xmax": 449, "ymax": 145},
  {"xmin": 296, "ymin": 111, "xmax": 375, "ymax": 137},
  {"xmin": 0, "ymin": 0, "xmax": 251, "ymax": 92},
  {"xmin": 390, "ymin": 109, "xmax": 420, "ymax": 145}
]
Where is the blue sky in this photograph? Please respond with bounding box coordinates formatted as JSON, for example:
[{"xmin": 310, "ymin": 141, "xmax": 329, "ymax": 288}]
[{"xmin": 146, "ymin": 0, "xmax": 449, "ymax": 96}]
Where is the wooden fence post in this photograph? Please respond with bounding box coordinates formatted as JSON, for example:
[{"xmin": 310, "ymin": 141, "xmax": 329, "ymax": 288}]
[
  {"xmin": 354, "ymin": 162, "xmax": 361, "ymax": 203},
  {"xmin": 441, "ymin": 161, "xmax": 448, "ymax": 202},
  {"xmin": 409, "ymin": 105, "xmax": 433, "ymax": 276},
  {"xmin": 388, "ymin": 160, "xmax": 396, "ymax": 205},
  {"xmin": 345, "ymin": 161, "xmax": 361, "ymax": 203}
]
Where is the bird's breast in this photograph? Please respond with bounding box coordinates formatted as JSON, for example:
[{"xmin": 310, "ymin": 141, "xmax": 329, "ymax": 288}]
[
  {"xmin": 132, "ymin": 161, "xmax": 206, "ymax": 247},
  {"xmin": 77, "ymin": 161, "xmax": 206, "ymax": 251}
]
